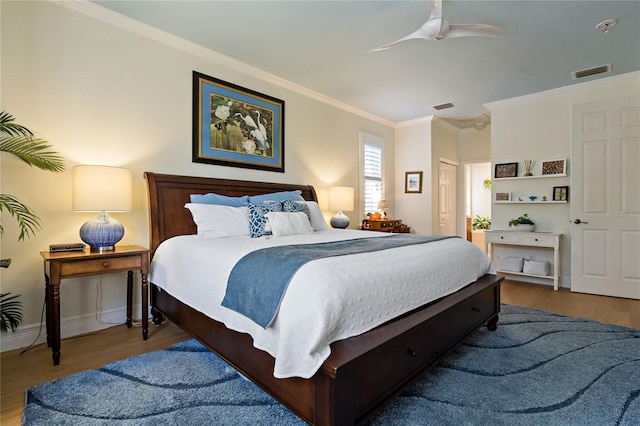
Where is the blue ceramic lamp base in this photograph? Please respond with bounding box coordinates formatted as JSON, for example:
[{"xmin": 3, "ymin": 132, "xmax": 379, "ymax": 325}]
[
  {"xmin": 330, "ymin": 211, "xmax": 350, "ymax": 229},
  {"xmin": 79, "ymin": 211, "xmax": 124, "ymax": 252}
]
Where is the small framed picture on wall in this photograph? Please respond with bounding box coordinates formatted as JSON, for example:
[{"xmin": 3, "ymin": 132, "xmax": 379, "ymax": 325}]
[
  {"xmin": 542, "ymin": 159, "xmax": 567, "ymax": 176},
  {"xmin": 494, "ymin": 162, "xmax": 518, "ymax": 178},
  {"xmin": 495, "ymin": 192, "xmax": 511, "ymax": 202},
  {"xmin": 405, "ymin": 171, "xmax": 423, "ymax": 193},
  {"xmin": 553, "ymin": 186, "xmax": 569, "ymax": 201}
]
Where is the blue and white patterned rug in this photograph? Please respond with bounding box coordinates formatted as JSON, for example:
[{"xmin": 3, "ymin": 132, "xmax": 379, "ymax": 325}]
[{"xmin": 23, "ymin": 305, "xmax": 640, "ymax": 425}]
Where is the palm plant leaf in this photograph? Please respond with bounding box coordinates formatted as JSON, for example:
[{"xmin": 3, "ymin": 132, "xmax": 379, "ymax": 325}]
[
  {"xmin": 0, "ymin": 293, "xmax": 24, "ymax": 332},
  {"xmin": 0, "ymin": 136, "xmax": 65, "ymax": 172},
  {"xmin": 0, "ymin": 193, "xmax": 42, "ymax": 241},
  {"xmin": 0, "ymin": 111, "xmax": 34, "ymax": 138}
]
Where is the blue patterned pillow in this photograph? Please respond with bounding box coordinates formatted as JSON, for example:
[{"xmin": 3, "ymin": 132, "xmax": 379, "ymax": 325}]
[
  {"xmin": 282, "ymin": 200, "xmax": 312, "ymax": 224},
  {"xmin": 247, "ymin": 201, "xmax": 283, "ymax": 238}
]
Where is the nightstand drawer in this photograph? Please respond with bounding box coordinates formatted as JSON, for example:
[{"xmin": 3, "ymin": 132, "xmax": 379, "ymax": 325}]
[
  {"xmin": 377, "ymin": 220, "xmax": 401, "ymax": 229},
  {"xmin": 60, "ymin": 255, "xmax": 142, "ymax": 277},
  {"xmin": 486, "ymin": 233, "xmax": 518, "ymax": 244},
  {"xmin": 518, "ymin": 235, "xmax": 555, "ymax": 247},
  {"xmin": 361, "ymin": 219, "xmax": 408, "ymax": 233}
]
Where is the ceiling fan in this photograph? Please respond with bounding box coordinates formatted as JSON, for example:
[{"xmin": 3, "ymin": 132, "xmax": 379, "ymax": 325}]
[{"xmin": 370, "ymin": 0, "xmax": 504, "ymax": 51}]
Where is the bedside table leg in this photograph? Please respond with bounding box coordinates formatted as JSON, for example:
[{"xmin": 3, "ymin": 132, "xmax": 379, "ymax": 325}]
[
  {"xmin": 51, "ymin": 283, "xmax": 61, "ymax": 365},
  {"xmin": 44, "ymin": 274, "xmax": 52, "ymax": 348},
  {"xmin": 126, "ymin": 271, "xmax": 133, "ymax": 328},
  {"xmin": 141, "ymin": 271, "xmax": 148, "ymax": 340}
]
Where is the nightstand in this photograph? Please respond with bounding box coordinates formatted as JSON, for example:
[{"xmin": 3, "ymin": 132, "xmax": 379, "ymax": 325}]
[
  {"xmin": 361, "ymin": 219, "xmax": 411, "ymax": 233},
  {"xmin": 40, "ymin": 245, "xmax": 150, "ymax": 365}
]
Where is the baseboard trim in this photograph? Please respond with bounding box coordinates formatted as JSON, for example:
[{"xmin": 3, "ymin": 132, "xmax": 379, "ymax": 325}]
[{"xmin": 0, "ymin": 304, "xmax": 145, "ymax": 353}]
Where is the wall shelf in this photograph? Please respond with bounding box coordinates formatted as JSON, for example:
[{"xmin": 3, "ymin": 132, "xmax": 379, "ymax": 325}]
[
  {"xmin": 494, "ymin": 174, "xmax": 567, "ymax": 181},
  {"xmin": 494, "ymin": 200, "xmax": 567, "ymax": 204}
]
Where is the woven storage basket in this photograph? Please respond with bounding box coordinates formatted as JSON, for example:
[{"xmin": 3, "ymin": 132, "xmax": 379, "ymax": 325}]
[
  {"xmin": 497, "ymin": 256, "xmax": 524, "ymax": 272},
  {"xmin": 523, "ymin": 259, "xmax": 550, "ymax": 276}
]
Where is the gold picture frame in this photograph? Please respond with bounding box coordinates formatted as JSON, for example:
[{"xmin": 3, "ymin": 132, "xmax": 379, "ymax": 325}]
[
  {"xmin": 405, "ymin": 171, "xmax": 423, "ymax": 193},
  {"xmin": 192, "ymin": 71, "xmax": 285, "ymax": 172}
]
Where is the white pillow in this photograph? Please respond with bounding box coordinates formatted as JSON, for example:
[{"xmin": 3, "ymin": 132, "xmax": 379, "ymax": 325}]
[
  {"xmin": 265, "ymin": 212, "xmax": 314, "ymax": 237},
  {"xmin": 185, "ymin": 203, "xmax": 250, "ymax": 238},
  {"xmin": 303, "ymin": 201, "xmax": 328, "ymax": 231}
]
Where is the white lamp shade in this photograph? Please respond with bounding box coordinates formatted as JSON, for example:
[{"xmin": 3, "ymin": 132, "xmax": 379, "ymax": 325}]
[
  {"xmin": 72, "ymin": 166, "xmax": 133, "ymax": 212},
  {"xmin": 328, "ymin": 187, "xmax": 354, "ymax": 212}
]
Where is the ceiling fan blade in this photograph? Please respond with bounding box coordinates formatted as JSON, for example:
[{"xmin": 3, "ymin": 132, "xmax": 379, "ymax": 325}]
[
  {"xmin": 427, "ymin": 0, "xmax": 442, "ymax": 20},
  {"xmin": 370, "ymin": 19, "xmax": 451, "ymax": 51},
  {"xmin": 369, "ymin": 27, "xmax": 430, "ymax": 52},
  {"xmin": 446, "ymin": 24, "xmax": 504, "ymax": 38}
]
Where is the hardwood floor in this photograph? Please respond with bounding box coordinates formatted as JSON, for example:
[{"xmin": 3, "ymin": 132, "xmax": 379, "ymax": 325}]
[
  {"xmin": 2, "ymin": 280, "xmax": 639, "ymax": 425},
  {"xmin": 501, "ymin": 280, "xmax": 640, "ymax": 329}
]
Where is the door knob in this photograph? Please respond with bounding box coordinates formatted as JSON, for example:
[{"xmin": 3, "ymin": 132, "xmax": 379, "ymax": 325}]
[{"xmin": 573, "ymin": 219, "xmax": 588, "ymax": 224}]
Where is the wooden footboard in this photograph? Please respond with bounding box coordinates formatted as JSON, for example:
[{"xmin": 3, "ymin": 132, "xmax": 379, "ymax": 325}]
[{"xmin": 151, "ymin": 274, "xmax": 501, "ymax": 425}]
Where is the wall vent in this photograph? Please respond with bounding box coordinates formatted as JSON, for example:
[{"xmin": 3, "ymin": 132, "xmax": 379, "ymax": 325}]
[
  {"xmin": 433, "ymin": 102, "xmax": 456, "ymax": 111},
  {"xmin": 571, "ymin": 64, "xmax": 611, "ymax": 80}
]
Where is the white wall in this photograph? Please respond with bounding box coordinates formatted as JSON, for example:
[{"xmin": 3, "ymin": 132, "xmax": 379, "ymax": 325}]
[
  {"xmin": 487, "ymin": 71, "xmax": 640, "ymax": 288},
  {"xmin": 458, "ymin": 126, "xmax": 491, "ymax": 162},
  {"xmin": 0, "ymin": 1, "xmax": 394, "ymax": 350},
  {"xmin": 394, "ymin": 117, "xmax": 432, "ymax": 234}
]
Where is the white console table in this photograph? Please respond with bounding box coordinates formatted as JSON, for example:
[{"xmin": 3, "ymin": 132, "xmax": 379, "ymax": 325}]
[{"xmin": 485, "ymin": 231, "xmax": 562, "ymax": 291}]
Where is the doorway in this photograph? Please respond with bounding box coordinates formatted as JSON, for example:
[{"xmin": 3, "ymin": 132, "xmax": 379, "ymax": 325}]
[
  {"xmin": 438, "ymin": 160, "xmax": 458, "ymax": 236},
  {"xmin": 464, "ymin": 161, "xmax": 492, "ymax": 250}
]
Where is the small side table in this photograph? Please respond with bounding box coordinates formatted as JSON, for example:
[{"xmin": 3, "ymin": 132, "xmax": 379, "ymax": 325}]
[{"xmin": 40, "ymin": 245, "xmax": 150, "ymax": 365}]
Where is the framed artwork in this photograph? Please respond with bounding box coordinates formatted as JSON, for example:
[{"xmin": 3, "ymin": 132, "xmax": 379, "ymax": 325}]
[
  {"xmin": 494, "ymin": 162, "xmax": 518, "ymax": 178},
  {"xmin": 192, "ymin": 71, "xmax": 285, "ymax": 172},
  {"xmin": 405, "ymin": 171, "xmax": 423, "ymax": 193},
  {"xmin": 553, "ymin": 186, "xmax": 569, "ymax": 201},
  {"xmin": 495, "ymin": 192, "xmax": 511, "ymax": 202},
  {"xmin": 542, "ymin": 159, "xmax": 566, "ymax": 176}
]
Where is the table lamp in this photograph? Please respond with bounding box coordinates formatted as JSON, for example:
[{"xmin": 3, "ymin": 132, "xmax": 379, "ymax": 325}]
[
  {"xmin": 328, "ymin": 186, "xmax": 354, "ymax": 229},
  {"xmin": 378, "ymin": 199, "xmax": 389, "ymax": 218},
  {"xmin": 72, "ymin": 165, "xmax": 132, "ymax": 251}
]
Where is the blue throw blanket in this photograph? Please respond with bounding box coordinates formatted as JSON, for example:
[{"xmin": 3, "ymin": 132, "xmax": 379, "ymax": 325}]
[{"xmin": 221, "ymin": 234, "xmax": 454, "ymax": 328}]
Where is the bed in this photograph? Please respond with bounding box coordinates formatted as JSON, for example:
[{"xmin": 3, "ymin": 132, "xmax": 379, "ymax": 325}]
[{"xmin": 144, "ymin": 171, "xmax": 502, "ymax": 425}]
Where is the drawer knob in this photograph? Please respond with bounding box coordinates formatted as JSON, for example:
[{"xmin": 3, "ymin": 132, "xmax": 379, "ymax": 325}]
[
  {"xmin": 500, "ymin": 236, "xmax": 504, "ymax": 239},
  {"xmin": 407, "ymin": 348, "xmax": 417, "ymax": 357},
  {"xmin": 102, "ymin": 261, "xmax": 111, "ymax": 268}
]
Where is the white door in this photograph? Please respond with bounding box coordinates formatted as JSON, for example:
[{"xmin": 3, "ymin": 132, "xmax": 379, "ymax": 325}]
[
  {"xmin": 570, "ymin": 97, "xmax": 640, "ymax": 299},
  {"xmin": 438, "ymin": 161, "xmax": 457, "ymax": 236}
]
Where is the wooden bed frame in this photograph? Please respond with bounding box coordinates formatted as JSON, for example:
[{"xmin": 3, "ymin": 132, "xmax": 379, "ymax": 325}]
[{"xmin": 144, "ymin": 172, "xmax": 502, "ymax": 425}]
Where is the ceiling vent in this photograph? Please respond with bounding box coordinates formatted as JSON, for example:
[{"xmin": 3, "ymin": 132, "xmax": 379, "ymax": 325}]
[
  {"xmin": 433, "ymin": 102, "xmax": 456, "ymax": 111},
  {"xmin": 571, "ymin": 64, "xmax": 611, "ymax": 80}
]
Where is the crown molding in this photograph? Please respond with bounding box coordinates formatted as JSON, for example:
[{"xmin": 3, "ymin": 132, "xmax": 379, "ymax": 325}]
[
  {"xmin": 395, "ymin": 115, "xmax": 434, "ymax": 128},
  {"xmin": 51, "ymin": 0, "xmax": 395, "ymax": 128}
]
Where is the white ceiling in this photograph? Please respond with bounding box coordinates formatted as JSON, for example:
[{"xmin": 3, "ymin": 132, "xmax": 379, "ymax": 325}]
[{"xmin": 92, "ymin": 0, "xmax": 640, "ymax": 128}]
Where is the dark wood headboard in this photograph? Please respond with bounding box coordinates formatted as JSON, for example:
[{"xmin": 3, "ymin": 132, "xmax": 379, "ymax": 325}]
[{"xmin": 144, "ymin": 172, "xmax": 318, "ymax": 254}]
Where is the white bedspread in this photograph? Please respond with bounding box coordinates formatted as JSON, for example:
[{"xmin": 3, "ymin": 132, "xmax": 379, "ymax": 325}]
[{"xmin": 149, "ymin": 230, "xmax": 494, "ymax": 378}]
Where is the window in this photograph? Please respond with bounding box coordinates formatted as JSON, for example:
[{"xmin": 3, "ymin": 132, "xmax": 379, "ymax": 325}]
[{"xmin": 360, "ymin": 133, "xmax": 384, "ymax": 215}]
